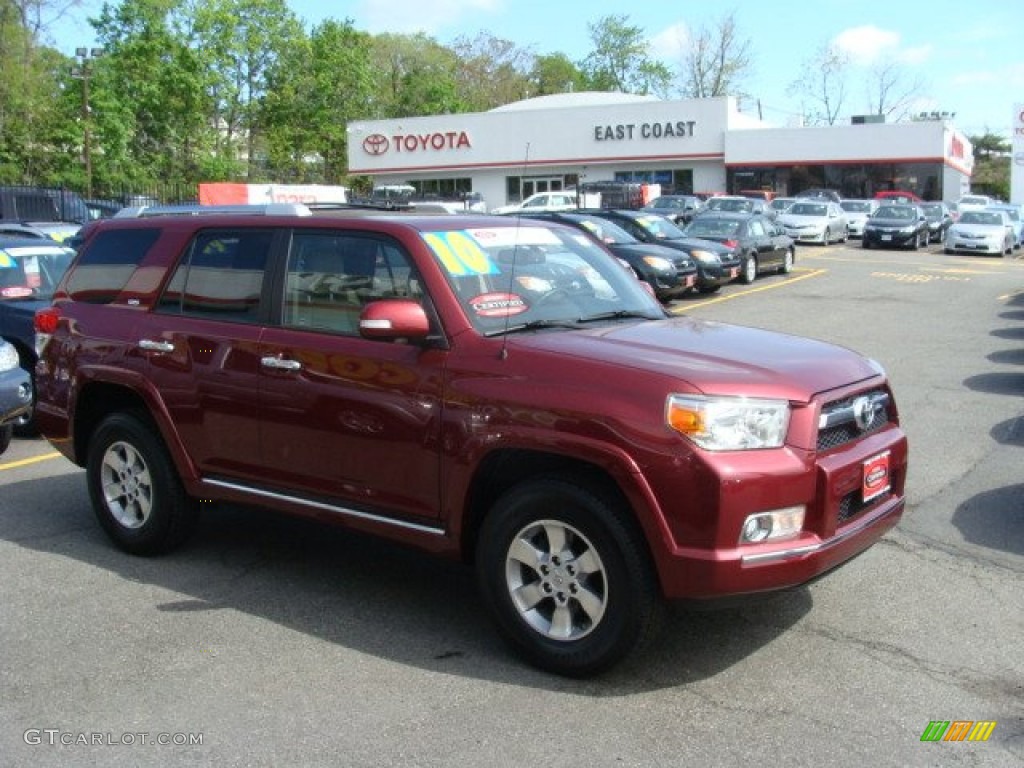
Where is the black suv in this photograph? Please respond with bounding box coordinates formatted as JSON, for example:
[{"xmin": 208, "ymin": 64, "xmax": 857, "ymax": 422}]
[
  {"xmin": 680, "ymin": 213, "xmax": 795, "ymax": 284},
  {"xmin": 580, "ymin": 209, "xmax": 742, "ymax": 293},
  {"xmin": 519, "ymin": 211, "xmax": 698, "ymax": 301}
]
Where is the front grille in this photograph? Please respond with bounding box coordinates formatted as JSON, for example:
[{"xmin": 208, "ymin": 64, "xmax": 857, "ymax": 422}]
[
  {"xmin": 838, "ymin": 489, "xmax": 891, "ymax": 524},
  {"xmin": 817, "ymin": 389, "xmax": 891, "ymax": 451}
]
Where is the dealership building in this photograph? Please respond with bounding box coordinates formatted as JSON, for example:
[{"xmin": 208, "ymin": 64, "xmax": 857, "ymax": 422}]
[{"xmin": 346, "ymin": 92, "xmax": 973, "ymax": 210}]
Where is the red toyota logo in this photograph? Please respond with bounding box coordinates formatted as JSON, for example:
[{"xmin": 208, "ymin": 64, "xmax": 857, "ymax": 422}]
[{"xmin": 363, "ymin": 134, "xmax": 389, "ymax": 156}]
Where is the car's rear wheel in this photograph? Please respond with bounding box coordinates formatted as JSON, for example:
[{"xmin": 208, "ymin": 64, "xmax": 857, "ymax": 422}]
[
  {"xmin": 741, "ymin": 254, "xmax": 757, "ymax": 284},
  {"xmin": 86, "ymin": 411, "xmax": 199, "ymax": 555},
  {"xmin": 476, "ymin": 476, "xmax": 662, "ymax": 677}
]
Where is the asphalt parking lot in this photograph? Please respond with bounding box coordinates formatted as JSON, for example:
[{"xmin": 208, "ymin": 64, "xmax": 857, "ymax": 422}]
[{"xmin": 1, "ymin": 239, "xmax": 1022, "ymax": 767}]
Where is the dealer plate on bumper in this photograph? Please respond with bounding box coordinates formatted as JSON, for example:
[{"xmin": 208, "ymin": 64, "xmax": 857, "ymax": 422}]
[{"xmin": 862, "ymin": 450, "xmax": 891, "ymax": 502}]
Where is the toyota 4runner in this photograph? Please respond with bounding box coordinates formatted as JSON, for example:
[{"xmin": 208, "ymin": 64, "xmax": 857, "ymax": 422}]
[{"xmin": 34, "ymin": 203, "xmax": 908, "ymax": 676}]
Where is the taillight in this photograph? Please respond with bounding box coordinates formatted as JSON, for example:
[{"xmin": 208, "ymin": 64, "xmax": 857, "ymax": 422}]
[
  {"xmin": 35, "ymin": 307, "xmax": 60, "ymax": 335},
  {"xmin": 723, "ymin": 239, "xmax": 739, "ymax": 249},
  {"xmin": 35, "ymin": 306, "xmax": 60, "ymax": 356}
]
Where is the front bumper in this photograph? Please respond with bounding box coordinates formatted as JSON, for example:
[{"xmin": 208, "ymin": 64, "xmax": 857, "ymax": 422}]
[
  {"xmin": 648, "ymin": 420, "xmax": 908, "ymax": 600},
  {"xmin": 863, "ymin": 229, "xmax": 917, "ymax": 247},
  {"xmin": 946, "ymin": 234, "xmax": 1004, "ymax": 254},
  {"xmin": 784, "ymin": 227, "xmax": 827, "ymax": 244},
  {"xmin": 0, "ymin": 366, "xmax": 32, "ymax": 425}
]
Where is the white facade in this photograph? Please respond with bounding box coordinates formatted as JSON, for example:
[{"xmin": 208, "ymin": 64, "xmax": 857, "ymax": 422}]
[{"xmin": 346, "ymin": 93, "xmax": 973, "ymax": 209}]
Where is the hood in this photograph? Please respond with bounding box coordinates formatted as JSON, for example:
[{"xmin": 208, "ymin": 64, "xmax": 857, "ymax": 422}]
[
  {"xmin": 952, "ymin": 223, "xmax": 1005, "ymax": 236},
  {"xmin": 509, "ymin": 316, "xmax": 880, "ymax": 403},
  {"xmin": 780, "ymin": 214, "xmax": 827, "ymax": 227}
]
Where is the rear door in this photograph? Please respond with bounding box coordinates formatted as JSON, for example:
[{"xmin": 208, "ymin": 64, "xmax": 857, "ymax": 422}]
[
  {"xmin": 747, "ymin": 217, "xmax": 781, "ymax": 270},
  {"xmin": 257, "ymin": 230, "xmax": 445, "ymax": 523},
  {"xmin": 137, "ymin": 227, "xmax": 280, "ymax": 483}
]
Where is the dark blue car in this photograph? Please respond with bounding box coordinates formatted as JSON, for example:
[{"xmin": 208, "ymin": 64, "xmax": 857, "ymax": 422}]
[{"xmin": 0, "ymin": 236, "xmax": 75, "ymax": 434}]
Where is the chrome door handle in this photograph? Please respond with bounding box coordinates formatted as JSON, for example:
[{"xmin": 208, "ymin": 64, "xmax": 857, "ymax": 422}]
[
  {"xmin": 139, "ymin": 339, "xmax": 175, "ymax": 353},
  {"xmin": 261, "ymin": 356, "xmax": 302, "ymax": 371}
]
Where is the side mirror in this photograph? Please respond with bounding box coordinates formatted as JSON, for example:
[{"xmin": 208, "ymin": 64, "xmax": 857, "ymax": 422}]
[{"xmin": 359, "ymin": 299, "xmax": 431, "ymax": 342}]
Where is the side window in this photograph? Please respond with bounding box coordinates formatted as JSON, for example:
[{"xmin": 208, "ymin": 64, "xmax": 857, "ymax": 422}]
[
  {"xmin": 283, "ymin": 233, "xmax": 422, "ymax": 335},
  {"xmin": 65, "ymin": 227, "xmax": 161, "ymax": 303},
  {"xmin": 158, "ymin": 229, "xmax": 273, "ymax": 322},
  {"xmin": 749, "ymin": 219, "xmax": 766, "ymax": 237}
]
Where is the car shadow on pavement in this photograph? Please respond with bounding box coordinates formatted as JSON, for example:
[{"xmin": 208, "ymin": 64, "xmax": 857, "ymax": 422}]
[
  {"xmin": 951, "ymin": 483, "xmax": 1024, "ymax": 558},
  {"xmin": 0, "ymin": 471, "xmax": 811, "ymax": 695}
]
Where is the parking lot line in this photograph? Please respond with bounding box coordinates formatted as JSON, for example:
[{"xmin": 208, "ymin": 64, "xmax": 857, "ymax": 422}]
[
  {"xmin": 671, "ymin": 268, "xmax": 827, "ymax": 312},
  {"xmin": 0, "ymin": 452, "xmax": 62, "ymax": 471}
]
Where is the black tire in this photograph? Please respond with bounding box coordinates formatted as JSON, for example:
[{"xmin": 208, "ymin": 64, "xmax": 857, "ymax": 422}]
[
  {"xmin": 862, "ymin": 239, "xmax": 871, "ymax": 249},
  {"xmin": 476, "ymin": 476, "xmax": 662, "ymax": 677},
  {"xmin": 781, "ymin": 247, "xmax": 795, "ymax": 274},
  {"xmin": 86, "ymin": 411, "xmax": 198, "ymax": 555},
  {"xmin": 0, "ymin": 423, "xmax": 12, "ymax": 456},
  {"xmin": 740, "ymin": 254, "xmax": 757, "ymax": 284}
]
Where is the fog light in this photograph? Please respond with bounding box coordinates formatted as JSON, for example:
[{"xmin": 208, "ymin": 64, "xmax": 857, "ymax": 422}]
[{"xmin": 739, "ymin": 506, "xmax": 806, "ymax": 544}]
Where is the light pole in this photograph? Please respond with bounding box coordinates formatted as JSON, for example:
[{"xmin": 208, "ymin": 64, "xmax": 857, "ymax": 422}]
[{"xmin": 71, "ymin": 47, "xmax": 103, "ymax": 200}]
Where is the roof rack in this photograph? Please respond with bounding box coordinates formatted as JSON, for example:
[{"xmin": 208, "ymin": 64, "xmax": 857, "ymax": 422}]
[{"xmin": 113, "ymin": 203, "xmax": 313, "ymax": 218}]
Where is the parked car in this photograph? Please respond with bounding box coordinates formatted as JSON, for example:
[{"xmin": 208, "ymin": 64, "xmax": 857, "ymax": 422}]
[
  {"xmin": 0, "ymin": 236, "xmax": 76, "ymax": 434},
  {"xmin": 920, "ymin": 202, "xmax": 954, "ymax": 243},
  {"xmin": 874, "ymin": 190, "xmax": 923, "ymax": 204},
  {"xmin": 778, "ymin": 200, "xmax": 849, "ymax": 244},
  {"xmin": 944, "ymin": 209, "xmax": 1015, "ymax": 256},
  {"xmin": 33, "ymin": 203, "xmax": 908, "ymax": 676},
  {"xmin": 0, "ymin": 337, "xmax": 32, "ymax": 455},
  {"xmin": 794, "ymin": 188, "xmax": 842, "ymax": 203},
  {"xmin": 840, "ymin": 199, "xmax": 880, "ymax": 238},
  {"xmin": 861, "ymin": 204, "xmax": 930, "ymax": 250},
  {"xmin": 955, "ymin": 194, "xmax": 996, "ymax": 214},
  {"xmin": 641, "ymin": 194, "xmax": 703, "ymax": 225},
  {"xmin": 699, "ymin": 195, "xmax": 775, "ymax": 219},
  {"xmin": 986, "ymin": 204, "xmax": 1023, "ymax": 249},
  {"xmin": 520, "ymin": 211, "xmax": 698, "ymax": 302},
  {"xmin": 580, "ymin": 208, "xmax": 743, "ymax": 293},
  {"xmin": 680, "ymin": 212, "xmax": 795, "ymax": 284},
  {"xmin": 491, "ymin": 191, "xmax": 578, "ymax": 215}
]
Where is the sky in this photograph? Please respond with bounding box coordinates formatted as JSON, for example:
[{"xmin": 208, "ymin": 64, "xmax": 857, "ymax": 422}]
[{"xmin": 44, "ymin": 0, "xmax": 1024, "ymax": 140}]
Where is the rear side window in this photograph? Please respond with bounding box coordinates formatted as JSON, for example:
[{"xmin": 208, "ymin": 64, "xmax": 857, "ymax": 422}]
[
  {"xmin": 65, "ymin": 228, "xmax": 161, "ymax": 303},
  {"xmin": 158, "ymin": 230, "xmax": 273, "ymax": 322}
]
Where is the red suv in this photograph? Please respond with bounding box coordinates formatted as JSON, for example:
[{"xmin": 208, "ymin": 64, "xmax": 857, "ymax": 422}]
[{"xmin": 34, "ymin": 204, "xmax": 908, "ymax": 676}]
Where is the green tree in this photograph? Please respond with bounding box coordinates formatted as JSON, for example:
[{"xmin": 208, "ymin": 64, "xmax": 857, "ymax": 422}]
[
  {"xmin": 260, "ymin": 19, "xmax": 373, "ymax": 183},
  {"xmin": 579, "ymin": 14, "xmax": 671, "ymax": 95},
  {"xmin": 367, "ymin": 32, "xmax": 464, "ymax": 118},
  {"xmin": 968, "ymin": 131, "xmax": 1010, "ymax": 199},
  {"xmin": 450, "ymin": 31, "xmax": 532, "ymax": 110},
  {"xmin": 529, "ymin": 52, "xmax": 585, "ymax": 97}
]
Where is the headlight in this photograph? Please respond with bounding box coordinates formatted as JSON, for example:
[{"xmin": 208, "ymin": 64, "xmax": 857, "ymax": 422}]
[
  {"xmin": 689, "ymin": 249, "xmax": 721, "ymax": 265},
  {"xmin": 899, "ymin": 226, "xmax": 915, "ymax": 234},
  {"xmin": 0, "ymin": 342, "xmax": 19, "ymax": 372},
  {"xmin": 641, "ymin": 255, "xmax": 674, "ymax": 272},
  {"xmin": 666, "ymin": 394, "xmax": 790, "ymax": 450}
]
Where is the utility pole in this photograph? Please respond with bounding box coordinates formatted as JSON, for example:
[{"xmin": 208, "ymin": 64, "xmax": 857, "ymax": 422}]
[{"xmin": 71, "ymin": 47, "xmax": 103, "ymax": 200}]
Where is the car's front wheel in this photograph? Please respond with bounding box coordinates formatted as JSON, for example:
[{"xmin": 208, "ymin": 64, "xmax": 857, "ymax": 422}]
[
  {"xmin": 741, "ymin": 254, "xmax": 758, "ymax": 284},
  {"xmin": 476, "ymin": 476, "xmax": 661, "ymax": 677},
  {"xmin": 781, "ymin": 247, "xmax": 795, "ymax": 274},
  {"xmin": 86, "ymin": 411, "xmax": 199, "ymax": 555},
  {"xmin": 0, "ymin": 423, "xmax": 12, "ymax": 456}
]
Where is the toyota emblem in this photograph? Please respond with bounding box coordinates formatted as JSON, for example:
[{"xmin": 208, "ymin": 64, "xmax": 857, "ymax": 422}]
[
  {"xmin": 363, "ymin": 133, "xmax": 389, "ymax": 156},
  {"xmin": 852, "ymin": 396, "xmax": 875, "ymax": 432}
]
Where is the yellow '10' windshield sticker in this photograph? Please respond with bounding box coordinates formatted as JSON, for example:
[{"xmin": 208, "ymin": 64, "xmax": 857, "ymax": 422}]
[{"xmin": 422, "ymin": 231, "xmax": 499, "ymax": 277}]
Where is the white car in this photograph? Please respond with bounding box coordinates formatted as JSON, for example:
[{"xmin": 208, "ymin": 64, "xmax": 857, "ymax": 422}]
[
  {"xmin": 986, "ymin": 204, "xmax": 1023, "ymax": 249},
  {"xmin": 955, "ymin": 194, "xmax": 996, "ymax": 215},
  {"xmin": 944, "ymin": 209, "xmax": 1014, "ymax": 256},
  {"xmin": 778, "ymin": 201, "xmax": 849, "ymax": 244},
  {"xmin": 491, "ymin": 191, "xmax": 578, "ymax": 215},
  {"xmin": 840, "ymin": 199, "xmax": 879, "ymax": 238}
]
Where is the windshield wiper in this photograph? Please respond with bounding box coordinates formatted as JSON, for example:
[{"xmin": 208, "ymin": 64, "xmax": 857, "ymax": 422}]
[
  {"xmin": 575, "ymin": 310, "xmax": 659, "ymax": 323},
  {"xmin": 483, "ymin": 319, "xmax": 584, "ymax": 337}
]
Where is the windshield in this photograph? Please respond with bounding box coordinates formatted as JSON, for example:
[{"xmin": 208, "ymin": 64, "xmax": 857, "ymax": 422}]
[
  {"xmin": 570, "ymin": 215, "xmax": 637, "ymax": 245},
  {"xmin": 420, "ymin": 225, "xmax": 663, "ymax": 335},
  {"xmin": 682, "ymin": 218, "xmax": 740, "ymax": 238},
  {"xmin": 841, "ymin": 201, "xmax": 872, "ymax": 213},
  {"xmin": 959, "ymin": 211, "xmax": 1003, "ymax": 226},
  {"xmin": 875, "ymin": 206, "xmax": 915, "ymax": 220},
  {"xmin": 0, "ymin": 242, "xmax": 74, "ymax": 300},
  {"xmin": 631, "ymin": 214, "xmax": 686, "ymax": 240},
  {"xmin": 788, "ymin": 203, "xmax": 828, "ymax": 216}
]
